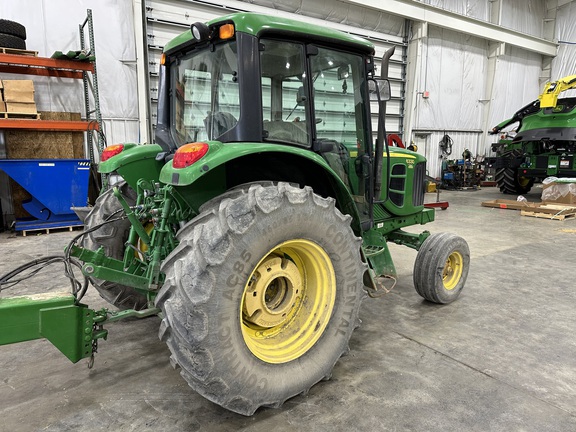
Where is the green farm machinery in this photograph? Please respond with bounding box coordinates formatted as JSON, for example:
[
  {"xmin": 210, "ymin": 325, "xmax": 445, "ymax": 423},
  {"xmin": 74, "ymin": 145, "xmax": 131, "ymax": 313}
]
[
  {"xmin": 491, "ymin": 75, "xmax": 576, "ymax": 194},
  {"xmin": 0, "ymin": 13, "xmax": 470, "ymax": 415}
]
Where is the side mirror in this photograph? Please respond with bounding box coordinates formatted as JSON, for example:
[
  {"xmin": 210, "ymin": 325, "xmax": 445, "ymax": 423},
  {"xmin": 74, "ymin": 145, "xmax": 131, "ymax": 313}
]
[
  {"xmin": 337, "ymin": 65, "xmax": 350, "ymax": 80},
  {"xmin": 369, "ymin": 78, "xmax": 391, "ymax": 102},
  {"xmin": 296, "ymin": 86, "xmax": 307, "ymax": 106}
]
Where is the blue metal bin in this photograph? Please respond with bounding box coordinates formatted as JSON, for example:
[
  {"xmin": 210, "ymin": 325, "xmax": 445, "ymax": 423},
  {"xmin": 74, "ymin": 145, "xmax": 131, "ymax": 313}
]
[{"xmin": 0, "ymin": 159, "xmax": 90, "ymax": 231}]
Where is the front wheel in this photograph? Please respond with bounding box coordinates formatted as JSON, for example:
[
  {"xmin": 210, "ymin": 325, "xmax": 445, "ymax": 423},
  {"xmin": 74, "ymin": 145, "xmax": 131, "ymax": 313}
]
[
  {"xmin": 155, "ymin": 183, "xmax": 366, "ymax": 415},
  {"xmin": 413, "ymin": 233, "xmax": 470, "ymax": 304}
]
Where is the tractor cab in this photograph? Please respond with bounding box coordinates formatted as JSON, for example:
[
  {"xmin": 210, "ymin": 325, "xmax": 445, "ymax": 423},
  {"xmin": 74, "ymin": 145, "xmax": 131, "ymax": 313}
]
[
  {"xmin": 155, "ymin": 13, "xmax": 424, "ymax": 227},
  {"xmin": 158, "ymin": 17, "xmax": 376, "ymax": 152}
]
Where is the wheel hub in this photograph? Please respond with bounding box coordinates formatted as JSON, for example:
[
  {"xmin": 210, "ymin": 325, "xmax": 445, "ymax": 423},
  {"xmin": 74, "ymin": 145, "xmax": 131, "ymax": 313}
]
[
  {"xmin": 442, "ymin": 251, "xmax": 463, "ymax": 290},
  {"xmin": 240, "ymin": 239, "xmax": 336, "ymax": 364},
  {"xmin": 243, "ymin": 256, "xmax": 301, "ymax": 327}
]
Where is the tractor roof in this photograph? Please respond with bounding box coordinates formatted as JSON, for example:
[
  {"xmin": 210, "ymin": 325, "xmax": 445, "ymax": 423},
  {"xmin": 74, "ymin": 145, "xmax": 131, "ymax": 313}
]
[{"xmin": 164, "ymin": 12, "xmax": 375, "ymax": 55}]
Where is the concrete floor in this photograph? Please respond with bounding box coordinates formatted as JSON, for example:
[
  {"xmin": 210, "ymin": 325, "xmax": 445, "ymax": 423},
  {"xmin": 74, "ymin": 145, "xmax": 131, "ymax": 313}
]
[{"xmin": 1, "ymin": 186, "xmax": 576, "ymax": 431}]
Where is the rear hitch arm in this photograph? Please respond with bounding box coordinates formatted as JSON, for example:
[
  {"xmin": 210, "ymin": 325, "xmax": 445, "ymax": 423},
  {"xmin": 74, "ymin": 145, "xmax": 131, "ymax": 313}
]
[{"xmin": 0, "ymin": 291, "xmax": 159, "ymax": 365}]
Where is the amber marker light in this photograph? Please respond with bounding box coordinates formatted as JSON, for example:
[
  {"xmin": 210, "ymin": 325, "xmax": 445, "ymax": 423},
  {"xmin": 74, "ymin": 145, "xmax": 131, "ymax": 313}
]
[
  {"xmin": 101, "ymin": 144, "xmax": 124, "ymax": 162},
  {"xmin": 173, "ymin": 142, "xmax": 209, "ymax": 169},
  {"xmin": 219, "ymin": 24, "xmax": 235, "ymax": 40}
]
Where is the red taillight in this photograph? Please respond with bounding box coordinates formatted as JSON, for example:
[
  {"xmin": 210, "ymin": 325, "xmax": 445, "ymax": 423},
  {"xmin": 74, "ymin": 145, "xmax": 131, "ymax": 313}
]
[
  {"xmin": 101, "ymin": 144, "xmax": 124, "ymax": 162},
  {"xmin": 173, "ymin": 142, "xmax": 209, "ymax": 169}
]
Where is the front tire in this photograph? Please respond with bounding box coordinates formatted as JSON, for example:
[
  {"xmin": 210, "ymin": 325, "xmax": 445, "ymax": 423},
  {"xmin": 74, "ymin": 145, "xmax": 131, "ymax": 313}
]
[
  {"xmin": 156, "ymin": 183, "xmax": 366, "ymax": 415},
  {"xmin": 413, "ymin": 233, "xmax": 470, "ymax": 304}
]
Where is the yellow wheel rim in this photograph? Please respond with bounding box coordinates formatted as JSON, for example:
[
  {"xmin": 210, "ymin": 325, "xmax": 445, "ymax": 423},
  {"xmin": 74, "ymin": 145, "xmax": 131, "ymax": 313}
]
[
  {"xmin": 442, "ymin": 251, "xmax": 463, "ymax": 290},
  {"xmin": 518, "ymin": 176, "xmax": 531, "ymax": 188},
  {"xmin": 241, "ymin": 239, "xmax": 336, "ymax": 364},
  {"xmin": 136, "ymin": 223, "xmax": 155, "ymax": 259}
]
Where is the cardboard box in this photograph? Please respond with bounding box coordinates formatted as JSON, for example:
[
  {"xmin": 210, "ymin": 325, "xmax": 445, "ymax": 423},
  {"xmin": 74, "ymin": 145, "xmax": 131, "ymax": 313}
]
[
  {"xmin": 5, "ymin": 102, "xmax": 37, "ymax": 114},
  {"xmin": 541, "ymin": 179, "xmax": 576, "ymax": 205},
  {"xmin": 0, "ymin": 101, "xmax": 5, "ymax": 112},
  {"xmin": 2, "ymin": 80, "xmax": 35, "ymax": 103}
]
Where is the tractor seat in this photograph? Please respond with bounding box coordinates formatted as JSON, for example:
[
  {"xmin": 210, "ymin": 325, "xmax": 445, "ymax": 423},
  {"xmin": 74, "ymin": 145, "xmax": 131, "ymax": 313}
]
[
  {"xmin": 263, "ymin": 120, "xmax": 308, "ymax": 145},
  {"xmin": 205, "ymin": 112, "xmax": 237, "ymax": 140}
]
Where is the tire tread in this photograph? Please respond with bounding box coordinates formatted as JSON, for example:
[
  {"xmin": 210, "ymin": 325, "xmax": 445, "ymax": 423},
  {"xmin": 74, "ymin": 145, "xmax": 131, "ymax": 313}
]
[
  {"xmin": 413, "ymin": 232, "xmax": 470, "ymax": 304},
  {"xmin": 82, "ymin": 182, "xmax": 148, "ymax": 310},
  {"xmin": 157, "ymin": 182, "xmax": 366, "ymax": 415}
]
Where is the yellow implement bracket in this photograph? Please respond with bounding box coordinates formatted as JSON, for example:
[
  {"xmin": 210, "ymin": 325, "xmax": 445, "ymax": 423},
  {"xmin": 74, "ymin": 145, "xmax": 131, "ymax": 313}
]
[{"xmin": 539, "ymin": 74, "xmax": 576, "ymax": 108}]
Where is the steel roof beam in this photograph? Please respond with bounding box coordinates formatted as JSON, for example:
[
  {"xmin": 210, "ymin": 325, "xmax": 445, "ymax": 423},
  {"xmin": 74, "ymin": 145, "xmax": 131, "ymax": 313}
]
[{"xmin": 344, "ymin": 0, "xmax": 558, "ymax": 57}]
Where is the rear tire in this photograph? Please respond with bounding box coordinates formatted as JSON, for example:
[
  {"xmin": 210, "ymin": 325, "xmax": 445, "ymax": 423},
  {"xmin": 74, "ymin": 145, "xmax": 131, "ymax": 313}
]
[
  {"xmin": 156, "ymin": 182, "xmax": 366, "ymax": 415},
  {"xmin": 82, "ymin": 181, "xmax": 148, "ymax": 310},
  {"xmin": 414, "ymin": 233, "xmax": 470, "ymax": 304}
]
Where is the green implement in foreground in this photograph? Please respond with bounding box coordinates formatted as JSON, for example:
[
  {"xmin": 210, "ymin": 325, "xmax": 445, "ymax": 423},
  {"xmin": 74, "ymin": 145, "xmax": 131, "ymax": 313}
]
[
  {"xmin": 0, "ymin": 293, "xmax": 93, "ymax": 363},
  {"xmin": 1, "ymin": 12, "xmax": 470, "ymax": 416}
]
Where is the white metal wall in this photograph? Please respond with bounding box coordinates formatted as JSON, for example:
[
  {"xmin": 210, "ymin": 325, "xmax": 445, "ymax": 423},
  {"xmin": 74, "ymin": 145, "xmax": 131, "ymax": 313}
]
[
  {"xmin": 413, "ymin": 130, "xmax": 483, "ymax": 179},
  {"xmin": 552, "ymin": 1, "xmax": 576, "ymax": 98},
  {"xmin": 141, "ymin": 0, "xmax": 408, "ymax": 142}
]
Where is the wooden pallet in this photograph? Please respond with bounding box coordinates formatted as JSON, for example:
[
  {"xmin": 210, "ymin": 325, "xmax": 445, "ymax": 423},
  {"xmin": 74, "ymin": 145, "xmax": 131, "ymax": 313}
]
[
  {"xmin": 0, "ymin": 111, "xmax": 41, "ymax": 119},
  {"xmin": 0, "ymin": 47, "xmax": 38, "ymax": 56},
  {"xmin": 481, "ymin": 199, "xmax": 536, "ymax": 210},
  {"xmin": 21, "ymin": 224, "xmax": 83, "ymax": 237},
  {"xmin": 521, "ymin": 204, "xmax": 576, "ymax": 221}
]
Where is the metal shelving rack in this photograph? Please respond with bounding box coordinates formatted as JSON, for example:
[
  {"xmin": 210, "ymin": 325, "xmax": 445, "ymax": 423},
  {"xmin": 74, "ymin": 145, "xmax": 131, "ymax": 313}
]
[
  {"xmin": 0, "ymin": 9, "xmax": 104, "ymax": 229},
  {"xmin": 79, "ymin": 9, "xmax": 104, "ymax": 168},
  {"xmin": 0, "ymin": 10, "xmax": 103, "ymax": 159}
]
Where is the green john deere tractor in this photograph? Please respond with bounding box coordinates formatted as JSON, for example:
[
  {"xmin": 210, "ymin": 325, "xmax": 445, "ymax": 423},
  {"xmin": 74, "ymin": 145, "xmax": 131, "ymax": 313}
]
[
  {"xmin": 491, "ymin": 74, "xmax": 576, "ymax": 194},
  {"xmin": 0, "ymin": 13, "xmax": 470, "ymax": 415}
]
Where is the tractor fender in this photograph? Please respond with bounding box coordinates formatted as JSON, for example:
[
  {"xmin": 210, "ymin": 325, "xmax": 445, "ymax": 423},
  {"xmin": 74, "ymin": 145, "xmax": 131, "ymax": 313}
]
[
  {"xmin": 98, "ymin": 143, "xmax": 165, "ymax": 189},
  {"xmin": 160, "ymin": 141, "xmax": 363, "ymax": 233}
]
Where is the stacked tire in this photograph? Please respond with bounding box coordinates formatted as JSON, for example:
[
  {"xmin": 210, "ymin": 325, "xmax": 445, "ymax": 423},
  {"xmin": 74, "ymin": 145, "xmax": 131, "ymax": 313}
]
[{"xmin": 0, "ymin": 19, "xmax": 27, "ymax": 50}]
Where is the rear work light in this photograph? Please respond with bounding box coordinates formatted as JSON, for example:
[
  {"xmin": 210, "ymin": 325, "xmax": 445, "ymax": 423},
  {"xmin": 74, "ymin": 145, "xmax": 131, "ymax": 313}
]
[
  {"xmin": 101, "ymin": 144, "xmax": 124, "ymax": 162},
  {"xmin": 191, "ymin": 22, "xmax": 210, "ymax": 41},
  {"xmin": 173, "ymin": 142, "xmax": 209, "ymax": 169}
]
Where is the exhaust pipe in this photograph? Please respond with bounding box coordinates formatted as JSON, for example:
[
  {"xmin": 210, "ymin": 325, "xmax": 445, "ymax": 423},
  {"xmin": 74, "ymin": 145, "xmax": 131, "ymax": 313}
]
[{"xmin": 373, "ymin": 46, "xmax": 395, "ymax": 202}]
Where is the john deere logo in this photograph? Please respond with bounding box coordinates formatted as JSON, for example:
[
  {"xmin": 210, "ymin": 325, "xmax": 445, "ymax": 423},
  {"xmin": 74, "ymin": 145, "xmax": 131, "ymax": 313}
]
[{"xmin": 553, "ymin": 105, "xmax": 564, "ymax": 112}]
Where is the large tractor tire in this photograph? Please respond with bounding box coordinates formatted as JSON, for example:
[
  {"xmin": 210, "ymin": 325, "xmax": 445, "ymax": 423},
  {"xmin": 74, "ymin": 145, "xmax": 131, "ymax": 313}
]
[
  {"xmin": 413, "ymin": 232, "xmax": 470, "ymax": 304},
  {"xmin": 156, "ymin": 182, "xmax": 366, "ymax": 415},
  {"xmin": 82, "ymin": 181, "xmax": 148, "ymax": 310},
  {"xmin": 0, "ymin": 19, "xmax": 27, "ymax": 39},
  {"xmin": 495, "ymin": 150, "xmax": 534, "ymax": 194},
  {"xmin": 0, "ymin": 33, "xmax": 25, "ymax": 50}
]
